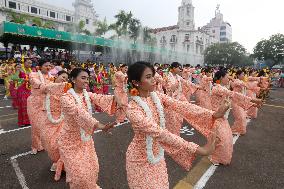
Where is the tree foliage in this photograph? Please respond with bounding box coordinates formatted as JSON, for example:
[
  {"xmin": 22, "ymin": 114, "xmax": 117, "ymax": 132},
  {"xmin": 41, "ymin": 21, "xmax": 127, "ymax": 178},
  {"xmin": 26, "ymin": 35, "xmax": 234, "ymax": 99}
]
[
  {"xmin": 204, "ymin": 42, "xmax": 253, "ymax": 66},
  {"xmin": 95, "ymin": 17, "xmax": 109, "ymax": 36},
  {"xmin": 253, "ymin": 33, "xmax": 284, "ymax": 67}
]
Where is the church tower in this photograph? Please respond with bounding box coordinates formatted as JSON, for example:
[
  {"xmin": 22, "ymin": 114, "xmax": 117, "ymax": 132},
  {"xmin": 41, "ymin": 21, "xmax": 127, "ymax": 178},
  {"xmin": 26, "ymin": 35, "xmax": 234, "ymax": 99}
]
[
  {"xmin": 73, "ymin": 0, "xmax": 97, "ymax": 32},
  {"xmin": 178, "ymin": 0, "xmax": 195, "ymax": 30}
]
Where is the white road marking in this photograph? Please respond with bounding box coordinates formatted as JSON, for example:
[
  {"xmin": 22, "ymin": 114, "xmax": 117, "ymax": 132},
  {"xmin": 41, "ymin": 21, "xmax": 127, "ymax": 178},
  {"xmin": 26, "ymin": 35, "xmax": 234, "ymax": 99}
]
[
  {"xmin": 180, "ymin": 126, "xmax": 195, "ymax": 136},
  {"xmin": 10, "ymin": 151, "xmax": 32, "ymax": 189},
  {"xmin": 194, "ymin": 134, "xmax": 240, "ymax": 189},
  {"xmin": 0, "ymin": 126, "xmax": 31, "ymax": 135},
  {"xmin": 0, "ymin": 105, "xmax": 12, "ymax": 109}
]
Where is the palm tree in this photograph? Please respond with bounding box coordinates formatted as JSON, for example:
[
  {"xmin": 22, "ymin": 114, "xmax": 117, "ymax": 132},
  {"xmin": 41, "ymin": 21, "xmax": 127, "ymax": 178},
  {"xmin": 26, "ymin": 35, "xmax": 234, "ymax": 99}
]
[
  {"xmin": 109, "ymin": 10, "xmax": 134, "ymax": 37},
  {"xmin": 128, "ymin": 18, "xmax": 141, "ymax": 43},
  {"xmin": 31, "ymin": 17, "xmax": 43, "ymax": 27},
  {"xmin": 43, "ymin": 21, "xmax": 55, "ymax": 29},
  {"xmin": 95, "ymin": 17, "xmax": 109, "ymax": 37},
  {"xmin": 8, "ymin": 11, "xmax": 28, "ymax": 24}
]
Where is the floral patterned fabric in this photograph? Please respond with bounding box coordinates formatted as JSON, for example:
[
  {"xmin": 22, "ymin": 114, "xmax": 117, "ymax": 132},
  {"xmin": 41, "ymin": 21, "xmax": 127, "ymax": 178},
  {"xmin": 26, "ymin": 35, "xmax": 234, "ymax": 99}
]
[
  {"xmin": 126, "ymin": 92, "xmax": 215, "ymax": 189},
  {"xmin": 58, "ymin": 92, "xmax": 115, "ymax": 189},
  {"xmin": 231, "ymin": 79, "xmax": 251, "ymax": 135},
  {"xmin": 211, "ymin": 84, "xmax": 253, "ymax": 164},
  {"xmin": 114, "ymin": 71, "xmax": 128, "ymax": 123},
  {"xmin": 27, "ymin": 72, "xmax": 53, "ymax": 151}
]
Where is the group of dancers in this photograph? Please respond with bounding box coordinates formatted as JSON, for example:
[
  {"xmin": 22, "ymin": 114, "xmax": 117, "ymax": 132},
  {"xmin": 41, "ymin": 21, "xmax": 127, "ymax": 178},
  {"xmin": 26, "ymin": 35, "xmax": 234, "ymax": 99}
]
[{"xmin": 1, "ymin": 58, "xmax": 270, "ymax": 189}]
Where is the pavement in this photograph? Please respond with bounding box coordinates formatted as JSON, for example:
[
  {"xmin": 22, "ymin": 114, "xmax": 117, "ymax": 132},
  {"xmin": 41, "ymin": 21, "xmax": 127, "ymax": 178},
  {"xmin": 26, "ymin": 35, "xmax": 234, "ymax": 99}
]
[{"xmin": 0, "ymin": 86, "xmax": 283, "ymax": 189}]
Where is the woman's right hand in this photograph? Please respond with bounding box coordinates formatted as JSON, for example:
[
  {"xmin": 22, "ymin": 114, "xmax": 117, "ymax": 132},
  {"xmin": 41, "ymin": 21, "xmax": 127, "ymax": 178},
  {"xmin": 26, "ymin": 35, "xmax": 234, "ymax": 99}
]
[
  {"xmin": 213, "ymin": 98, "xmax": 231, "ymax": 119},
  {"xmin": 195, "ymin": 130, "xmax": 217, "ymax": 156}
]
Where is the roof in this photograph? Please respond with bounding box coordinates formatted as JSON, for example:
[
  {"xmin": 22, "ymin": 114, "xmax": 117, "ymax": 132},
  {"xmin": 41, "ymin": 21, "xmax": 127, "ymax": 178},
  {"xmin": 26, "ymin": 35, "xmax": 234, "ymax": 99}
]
[{"xmin": 149, "ymin": 25, "xmax": 179, "ymax": 34}]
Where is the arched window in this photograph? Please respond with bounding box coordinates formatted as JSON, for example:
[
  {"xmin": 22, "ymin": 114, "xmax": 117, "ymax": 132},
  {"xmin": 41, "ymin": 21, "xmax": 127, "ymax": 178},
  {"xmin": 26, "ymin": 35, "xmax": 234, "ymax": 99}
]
[
  {"xmin": 170, "ymin": 35, "xmax": 177, "ymax": 43},
  {"xmin": 160, "ymin": 36, "xmax": 167, "ymax": 44}
]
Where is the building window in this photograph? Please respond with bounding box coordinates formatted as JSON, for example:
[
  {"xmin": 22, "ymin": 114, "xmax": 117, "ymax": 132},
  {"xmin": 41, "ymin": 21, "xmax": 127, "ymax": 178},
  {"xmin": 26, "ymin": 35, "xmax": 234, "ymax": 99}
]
[
  {"xmin": 170, "ymin": 35, "xmax": 177, "ymax": 43},
  {"xmin": 28, "ymin": 6, "xmax": 29, "ymax": 12},
  {"xmin": 220, "ymin": 32, "xmax": 226, "ymax": 36},
  {"xmin": 39, "ymin": 9, "xmax": 40, "ymax": 14},
  {"xmin": 220, "ymin": 38, "xmax": 227, "ymax": 41},
  {"xmin": 212, "ymin": 30, "xmax": 215, "ymax": 33},
  {"xmin": 8, "ymin": 1, "xmax": 16, "ymax": 9},
  {"xmin": 160, "ymin": 36, "xmax": 167, "ymax": 44},
  {"xmin": 86, "ymin": 19, "xmax": 89, "ymax": 24},
  {"xmin": 187, "ymin": 7, "xmax": 190, "ymax": 15},
  {"xmin": 187, "ymin": 45, "xmax": 190, "ymax": 52},
  {"xmin": 187, "ymin": 22, "xmax": 190, "ymax": 26},
  {"xmin": 18, "ymin": 3, "xmax": 20, "ymax": 10},
  {"xmin": 66, "ymin": 15, "xmax": 71, "ymax": 21},
  {"xmin": 50, "ymin": 11, "xmax": 55, "ymax": 18},
  {"xmin": 185, "ymin": 34, "xmax": 190, "ymax": 41},
  {"xmin": 220, "ymin": 26, "xmax": 226, "ymax": 30},
  {"xmin": 31, "ymin": 7, "xmax": 37, "ymax": 14}
]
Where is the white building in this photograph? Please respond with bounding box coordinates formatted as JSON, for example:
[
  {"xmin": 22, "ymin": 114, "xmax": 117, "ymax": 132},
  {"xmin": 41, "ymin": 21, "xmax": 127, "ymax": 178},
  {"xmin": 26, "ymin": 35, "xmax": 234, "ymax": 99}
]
[
  {"xmin": 202, "ymin": 5, "xmax": 232, "ymax": 43},
  {"xmin": 151, "ymin": 0, "xmax": 218, "ymax": 66},
  {"xmin": 0, "ymin": 0, "xmax": 97, "ymax": 33}
]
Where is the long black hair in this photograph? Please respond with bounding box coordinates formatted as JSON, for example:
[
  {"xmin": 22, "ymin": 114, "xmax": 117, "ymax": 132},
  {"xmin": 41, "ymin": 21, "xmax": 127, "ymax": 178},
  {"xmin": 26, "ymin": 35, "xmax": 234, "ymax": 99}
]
[
  {"xmin": 127, "ymin": 61, "xmax": 155, "ymax": 85},
  {"xmin": 213, "ymin": 69, "xmax": 227, "ymax": 83},
  {"xmin": 170, "ymin": 62, "xmax": 181, "ymax": 69},
  {"xmin": 70, "ymin": 68, "xmax": 90, "ymax": 87}
]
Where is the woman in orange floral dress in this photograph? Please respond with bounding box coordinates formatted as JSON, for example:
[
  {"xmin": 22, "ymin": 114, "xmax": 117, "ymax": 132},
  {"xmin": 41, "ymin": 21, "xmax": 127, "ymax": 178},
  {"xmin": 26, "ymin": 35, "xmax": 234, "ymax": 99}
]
[
  {"xmin": 125, "ymin": 62, "xmax": 230, "ymax": 189},
  {"xmin": 39, "ymin": 71, "xmax": 69, "ymax": 180},
  {"xmin": 27, "ymin": 59, "xmax": 54, "ymax": 154},
  {"xmin": 210, "ymin": 69, "xmax": 261, "ymax": 165},
  {"xmin": 164, "ymin": 62, "xmax": 198, "ymax": 136},
  {"xmin": 246, "ymin": 73, "xmax": 261, "ymax": 119},
  {"xmin": 114, "ymin": 64, "xmax": 128, "ymax": 123},
  {"xmin": 231, "ymin": 70, "xmax": 254, "ymax": 135},
  {"xmin": 195, "ymin": 68, "xmax": 213, "ymax": 110},
  {"xmin": 58, "ymin": 68, "xmax": 119, "ymax": 189}
]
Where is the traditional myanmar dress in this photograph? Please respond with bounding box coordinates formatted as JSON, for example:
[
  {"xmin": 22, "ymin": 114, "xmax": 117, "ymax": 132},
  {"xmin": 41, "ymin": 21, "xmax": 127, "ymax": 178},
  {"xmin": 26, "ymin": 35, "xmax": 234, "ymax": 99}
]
[
  {"xmin": 126, "ymin": 92, "xmax": 216, "ymax": 189},
  {"xmin": 246, "ymin": 77, "xmax": 261, "ymax": 119},
  {"xmin": 114, "ymin": 71, "xmax": 128, "ymax": 123},
  {"xmin": 3, "ymin": 65, "xmax": 14, "ymax": 97},
  {"xmin": 154, "ymin": 72, "xmax": 164, "ymax": 93},
  {"xmin": 27, "ymin": 71, "xmax": 53, "ymax": 152},
  {"xmin": 231, "ymin": 79, "xmax": 250, "ymax": 135},
  {"xmin": 39, "ymin": 82, "xmax": 66, "ymax": 180},
  {"xmin": 17, "ymin": 68, "xmax": 32, "ymax": 127},
  {"xmin": 10, "ymin": 71, "xmax": 20, "ymax": 109},
  {"xmin": 92, "ymin": 73, "xmax": 104, "ymax": 112},
  {"xmin": 195, "ymin": 75, "xmax": 213, "ymax": 110},
  {"xmin": 164, "ymin": 72, "xmax": 198, "ymax": 136},
  {"xmin": 210, "ymin": 84, "xmax": 254, "ymax": 165},
  {"xmin": 58, "ymin": 91, "xmax": 116, "ymax": 189}
]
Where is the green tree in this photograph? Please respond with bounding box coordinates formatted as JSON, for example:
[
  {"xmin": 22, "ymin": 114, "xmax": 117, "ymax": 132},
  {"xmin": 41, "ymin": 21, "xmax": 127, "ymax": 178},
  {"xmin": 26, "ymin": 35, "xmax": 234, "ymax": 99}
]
[
  {"xmin": 8, "ymin": 11, "xmax": 29, "ymax": 24},
  {"xmin": 78, "ymin": 20, "xmax": 85, "ymax": 32},
  {"xmin": 204, "ymin": 42, "xmax": 250, "ymax": 66},
  {"xmin": 43, "ymin": 21, "xmax": 55, "ymax": 29},
  {"xmin": 253, "ymin": 33, "xmax": 284, "ymax": 68},
  {"xmin": 109, "ymin": 10, "xmax": 134, "ymax": 37},
  {"xmin": 128, "ymin": 18, "xmax": 141, "ymax": 43},
  {"xmin": 95, "ymin": 17, "xmax": 109, "ymax": 36},
  {"xmin": 31, "ymin": 17, "xmax": 43, "ymax": 27}
]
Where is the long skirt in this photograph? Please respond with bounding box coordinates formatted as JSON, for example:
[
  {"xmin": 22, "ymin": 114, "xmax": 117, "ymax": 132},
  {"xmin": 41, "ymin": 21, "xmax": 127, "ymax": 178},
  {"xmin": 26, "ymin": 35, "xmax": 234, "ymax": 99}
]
[
  {"xmin": 210, "ymin": 118, "xmax": 233, "ymax": 165},
  {"xmin": 9, "ymin": 81, "xmax": 18, "ymax": 109},
  {"xmin": 27, "ymin": 96, "xmax": 44, "ymax": 151},
  {"xmin": 231, "ymin": 103, "xmax": 247, "ymax": 135},
  {"xmin": 17, "ymin": 85, "xmax": 31, "ymax": 126}
]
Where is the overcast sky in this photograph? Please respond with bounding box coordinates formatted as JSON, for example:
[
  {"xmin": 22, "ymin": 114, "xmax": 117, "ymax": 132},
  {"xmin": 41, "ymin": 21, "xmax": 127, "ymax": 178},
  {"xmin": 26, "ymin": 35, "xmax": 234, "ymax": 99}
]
[{"xmin": 41, "ymin": 0, "xmax": 284, "ymax": 53}]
